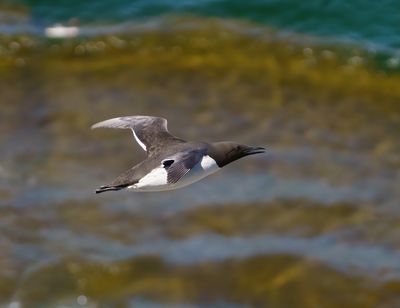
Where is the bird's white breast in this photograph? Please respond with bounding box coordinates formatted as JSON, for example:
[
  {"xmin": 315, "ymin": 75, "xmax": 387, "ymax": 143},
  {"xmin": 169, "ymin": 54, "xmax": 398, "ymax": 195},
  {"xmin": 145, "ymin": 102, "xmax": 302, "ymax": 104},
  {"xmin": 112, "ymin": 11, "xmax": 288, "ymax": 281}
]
[{"xmin": 128, "ymin": 155, "xmax": 219, "ymax": 192}]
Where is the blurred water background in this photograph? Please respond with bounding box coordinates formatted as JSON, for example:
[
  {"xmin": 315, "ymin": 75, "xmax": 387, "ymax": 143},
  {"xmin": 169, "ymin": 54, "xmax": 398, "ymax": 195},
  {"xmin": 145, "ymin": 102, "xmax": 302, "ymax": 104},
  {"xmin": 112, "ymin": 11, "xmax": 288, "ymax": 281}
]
[{"xmin": 1, "ymin": 0, "xmax": 400, "ymax": 307}]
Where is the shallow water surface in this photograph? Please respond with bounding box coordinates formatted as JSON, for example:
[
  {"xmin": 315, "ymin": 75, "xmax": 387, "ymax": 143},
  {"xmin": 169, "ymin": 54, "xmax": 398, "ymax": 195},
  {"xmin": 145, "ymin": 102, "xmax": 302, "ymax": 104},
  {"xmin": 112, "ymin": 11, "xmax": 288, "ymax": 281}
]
[{"xmin": 0, "ymin": 4, "xmax": 400, "ymax": 307}]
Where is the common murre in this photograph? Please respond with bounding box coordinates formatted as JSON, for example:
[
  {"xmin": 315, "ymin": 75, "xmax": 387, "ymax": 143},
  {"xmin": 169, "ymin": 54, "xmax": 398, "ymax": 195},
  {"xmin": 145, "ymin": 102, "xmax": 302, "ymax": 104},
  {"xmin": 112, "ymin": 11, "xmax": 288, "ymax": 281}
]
[{"xmin": 92, "ymin": 116, "xmax": 266, "ymax": 193}]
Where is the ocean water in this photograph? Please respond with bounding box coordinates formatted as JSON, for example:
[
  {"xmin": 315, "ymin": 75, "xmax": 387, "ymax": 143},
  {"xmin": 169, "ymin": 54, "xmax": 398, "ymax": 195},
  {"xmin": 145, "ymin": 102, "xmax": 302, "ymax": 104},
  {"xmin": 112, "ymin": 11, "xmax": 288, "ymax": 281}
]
[
  {"xmin": 1, "ymin": 1, "xmax": 400, "ymax": 307},
  {"xmin": 1, "ymin": 0, "xmax": 399, "ymax": 74},
  {"xmin": 3, "ymin": 0, "xmax": 400, "ymax": 50}
]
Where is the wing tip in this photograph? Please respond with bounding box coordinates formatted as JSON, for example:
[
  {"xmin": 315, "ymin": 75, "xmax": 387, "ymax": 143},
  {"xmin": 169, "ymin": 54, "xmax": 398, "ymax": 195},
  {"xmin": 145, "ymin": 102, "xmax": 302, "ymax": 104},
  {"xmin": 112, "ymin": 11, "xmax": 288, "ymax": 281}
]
[
  {"xmin": 90, "ymin": 117, "xmax": 124, "ymax": 130},
  {"xmin": 91, "ymin": 123, "xmax": 101, "ymax": 130},
  {"xmin": 91, "ymin": 116, "xmax": 167, "ymax": 129}
]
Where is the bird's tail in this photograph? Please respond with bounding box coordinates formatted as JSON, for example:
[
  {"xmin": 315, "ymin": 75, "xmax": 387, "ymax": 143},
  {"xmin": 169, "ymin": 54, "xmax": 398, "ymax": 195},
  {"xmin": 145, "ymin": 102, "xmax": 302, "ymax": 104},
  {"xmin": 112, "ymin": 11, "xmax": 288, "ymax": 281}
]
[{"xmin": 95, "ymin": 185, "xmax": 126, "ymax": 194}]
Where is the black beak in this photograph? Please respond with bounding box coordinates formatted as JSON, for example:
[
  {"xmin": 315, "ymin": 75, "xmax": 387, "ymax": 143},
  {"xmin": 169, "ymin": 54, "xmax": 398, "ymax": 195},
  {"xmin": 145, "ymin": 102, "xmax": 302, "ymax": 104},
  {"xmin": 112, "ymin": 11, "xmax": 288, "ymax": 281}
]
[{"xmin": 244, "ymin": 146, "xmax": 266, "ymax": 156}]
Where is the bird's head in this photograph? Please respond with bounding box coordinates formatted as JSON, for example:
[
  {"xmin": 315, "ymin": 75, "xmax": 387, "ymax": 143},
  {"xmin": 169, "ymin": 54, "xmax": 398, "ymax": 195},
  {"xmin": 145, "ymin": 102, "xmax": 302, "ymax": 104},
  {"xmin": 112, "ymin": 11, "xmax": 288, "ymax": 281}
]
[{"xmin": 210, "ymin": 141, "xmax": 266, "ymax": 167}]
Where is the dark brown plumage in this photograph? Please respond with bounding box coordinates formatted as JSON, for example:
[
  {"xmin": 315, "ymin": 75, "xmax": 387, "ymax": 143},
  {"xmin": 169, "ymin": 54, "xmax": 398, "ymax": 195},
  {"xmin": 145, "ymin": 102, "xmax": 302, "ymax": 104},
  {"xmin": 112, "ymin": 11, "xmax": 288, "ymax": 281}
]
[{"xmin": 92, "ymin": 116, "xmax": 266, "ymax": 193}]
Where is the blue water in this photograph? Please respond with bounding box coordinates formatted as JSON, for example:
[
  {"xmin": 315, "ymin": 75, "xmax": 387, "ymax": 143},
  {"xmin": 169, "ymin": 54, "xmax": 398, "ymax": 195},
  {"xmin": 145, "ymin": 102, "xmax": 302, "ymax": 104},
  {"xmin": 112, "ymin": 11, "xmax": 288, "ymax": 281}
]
[
  {"xmin": 5, "ymin": 0, "xmax": 399, "ymax": 51},
  {"xmin": 1, "ymin": 1, "xmax": 400, "ymax": 306}
]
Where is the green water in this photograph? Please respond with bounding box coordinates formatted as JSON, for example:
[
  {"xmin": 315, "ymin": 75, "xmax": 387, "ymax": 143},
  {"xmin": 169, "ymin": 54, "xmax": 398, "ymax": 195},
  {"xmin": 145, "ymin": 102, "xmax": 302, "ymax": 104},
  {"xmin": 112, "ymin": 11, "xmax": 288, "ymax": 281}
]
[
  {"xmin": 5, "ymin": 0, "xmax": 400, "ymax": 50},
  {"xmin": 1, "ymin": 2, "xmax": 400, "ymax": 308}
]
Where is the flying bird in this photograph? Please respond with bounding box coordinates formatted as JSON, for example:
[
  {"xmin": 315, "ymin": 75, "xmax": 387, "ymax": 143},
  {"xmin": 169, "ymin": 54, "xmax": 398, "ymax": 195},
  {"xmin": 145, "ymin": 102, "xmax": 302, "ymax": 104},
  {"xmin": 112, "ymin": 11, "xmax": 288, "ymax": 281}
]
[{"xmin": 91, "ymin": 116, "xmax": 265, "ymax": 193}]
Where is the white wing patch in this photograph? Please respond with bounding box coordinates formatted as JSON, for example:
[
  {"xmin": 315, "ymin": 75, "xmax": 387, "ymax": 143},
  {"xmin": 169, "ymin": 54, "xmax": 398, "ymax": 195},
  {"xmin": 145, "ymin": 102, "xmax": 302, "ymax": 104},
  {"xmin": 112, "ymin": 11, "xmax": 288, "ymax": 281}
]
[{"xmin": 131, "ymin": 129, "xmax": 147, "ymax": 151}]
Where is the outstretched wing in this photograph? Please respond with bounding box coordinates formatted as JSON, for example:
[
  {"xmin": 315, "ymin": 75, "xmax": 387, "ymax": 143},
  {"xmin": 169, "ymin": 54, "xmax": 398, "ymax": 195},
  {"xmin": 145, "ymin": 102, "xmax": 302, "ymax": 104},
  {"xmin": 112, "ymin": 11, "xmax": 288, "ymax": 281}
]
[
  {"xmin": 91, "ymin": 116, "xmax": 185, "ymax": 155},
  {"xmin": 162, "ymin": 149, "xmax": 205, "ymax": 184}
]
